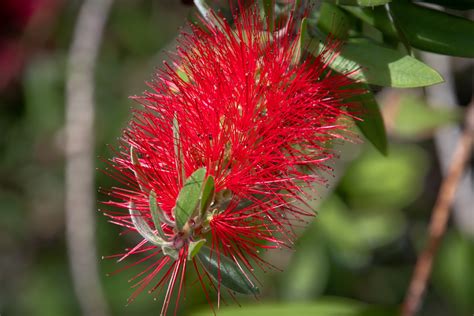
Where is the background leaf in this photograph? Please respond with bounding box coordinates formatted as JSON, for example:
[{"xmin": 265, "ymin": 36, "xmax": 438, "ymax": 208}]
[
  {"xmin": 329, "ymin": 0, "xmax": 392, "ymax": 6},
  {"xmin": 192, "ymin": 298, "xmax": 397, "ymax": 316},
  {"xmin": 197, "ymin": 246, "xmax": 259, "ymax": 295},
  {"xmin": 339, "ymin": 145, "xmax": 428, "ymax": 209},
  {"xmin": 390, "ymin": 0, "xmax": 474, "ymax": 57},
  {"xmin": 392, "ymin": 94, "xmax": 461, "ymax": 139},
  {"xmin": 316, "ymin": 2, "xmax": 352, "ymax": 39},
  {"xmin": 415, "ymin": 0, "xmax": 474, "ymax": 10}
]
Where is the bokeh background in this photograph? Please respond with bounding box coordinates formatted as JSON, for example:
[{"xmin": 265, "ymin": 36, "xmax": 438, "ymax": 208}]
[{"xmin": 0, "ymin": 1, "xmax": 472, "ymax": 315}]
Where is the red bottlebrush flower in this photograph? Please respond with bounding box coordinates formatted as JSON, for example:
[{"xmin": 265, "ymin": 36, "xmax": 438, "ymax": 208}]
[{"xmin": 103, "ymin": 2, "xmax": 359, "ymax": 315}]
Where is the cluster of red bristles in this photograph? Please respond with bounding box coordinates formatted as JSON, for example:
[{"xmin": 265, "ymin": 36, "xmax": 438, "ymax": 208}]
[{"xmin": 103, "ymin": 2, "xmax": 359, "ymax": 315}]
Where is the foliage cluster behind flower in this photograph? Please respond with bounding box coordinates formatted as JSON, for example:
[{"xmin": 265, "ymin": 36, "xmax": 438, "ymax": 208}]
[{"xmin": 103, "ymin": 1, "xmax": 360, "ymax": 314}]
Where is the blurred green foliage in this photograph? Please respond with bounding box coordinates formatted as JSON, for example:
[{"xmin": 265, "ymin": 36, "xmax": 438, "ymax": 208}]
[{"xmin": 0, "ymin": 0, "xmax": 473, "ymax": 316}]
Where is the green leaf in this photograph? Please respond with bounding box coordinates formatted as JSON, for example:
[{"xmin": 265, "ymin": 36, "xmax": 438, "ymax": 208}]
[
  {"xmin": 317, "ymin": 2, "xmax": 352, "ymax": 39},
  {"xmin": 188, "ymin": 239, "xmax": 206, "ymax": 260},
  {"xmin": 283, "ymin": 232, "xmax": 329, "ymax": 299},
  {"xmin": 191, "ymin": 298, "xmax": 397, "ymax": 316},
  {"xmin": 173, "ymin": 115, "xmax": 185, "ymax": 182},
  {"xmin": 200, "ymin": 175, "xmax": 215, "ymax": 217},
  {"xmin": 194, "ymin": 0, "xmax": 213, "ymax": 24},
  {"xmin": 309, "ymin": 38, "xmax": 444, "ymax": 87},
  {"xmin": 433, "ymin": 231, "xmax": 474, "ymax": 313},
  {"xmin": 262, "ymin": 0, "xmax": 275, "ymax": 32},
  {"xmin": 293, "ymin": 18, "xmax": 308, "ymax": 64},
  {"xmin": 392, "ymin": 94, "xmax": 461, "ymax": 138},
  {"xmin": 174, "ymin": 167, "xmax": 207, "ymax": 230},
  {"xmin": 390, "ymin": 0, "xmax": 474, "ymax": 57},
  {"xmin": 316, "ymin": 197, "xmax": 405, "ymax": 268},
  {"xmin": 339, "ymin": 145, "xmax": 429, "ymax": 209},
  {"xmin": 329, "ymin": 0, "xmax": 391, "ymax": 6},
  {"xmin": 342, "ymin": 6, "xmax": 396, "ymax": 37},
  {"xmin": 343, "ymin": 3, "xmax": 474, "ymax": 57},
  {"xmin": 197, "ymin": 246, "xmax": 259, "ymax": 295},
  {"xmin": 194, "ymin": 0, "xmax": 227, "ymax": 29},
  {"xmin": 130, "ymin": 146, "xmax": 148, "ymax": 193},
  {"xmin": 299, "ymin": 17, "xmax": 310, "ymax": 46},
  {"xmin": 162, "ymin": 245, "xmax": 179, "ymax": 260},
  {"xmin": 352, "ymin": 85, "xmax": 388, "ymax": 155},
  {"xmin": 415, "ymin": 0, "xmax": 474, "ymax": 10},
  {"xmin": 128, "ymin": 202, "xmax": 165, "ymax": 246},
  {"xmin": 149, "ymin": 191, "xmax": 166, "ymax": 238}
]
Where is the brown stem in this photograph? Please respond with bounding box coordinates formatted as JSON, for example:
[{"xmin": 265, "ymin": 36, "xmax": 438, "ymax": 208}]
[{"xmin": 401, "ymin": 100, "xmax": 474, "ymax": 316}]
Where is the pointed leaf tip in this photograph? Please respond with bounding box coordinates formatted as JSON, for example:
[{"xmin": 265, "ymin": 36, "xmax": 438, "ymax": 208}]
[
  {"xmin": 162, "ymin": 245, "xmax": 179, "ymax": 260},
  {"xmin": 293, "ymin": 18, "xmax": 309, "ymax": 64},
  {"xmin": 309, "ymin": 38, "xmax": 444, "ymax": 88},
  {"xmin": 353, "ymin": 86, "xmax": 389, "ymax": 155},
  {"xmin": 188, "ymin": 239, "xmax": 206, "ymax": 260}
]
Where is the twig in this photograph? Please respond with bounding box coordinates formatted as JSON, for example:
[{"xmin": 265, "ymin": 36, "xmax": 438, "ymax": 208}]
[
  {"xmin": 401, "ymin": 101, "xmax": 474, "ymax": 316},
  {"xmin": 422, "ymin": 52, "xmax": 474, "ymax": 237},
  {"xmin": 65, "ymin": 0, "xmax": 113, "ymax": 315}
]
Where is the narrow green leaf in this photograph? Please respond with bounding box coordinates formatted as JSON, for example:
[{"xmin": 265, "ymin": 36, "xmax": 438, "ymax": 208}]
[
  {"xmin": 384, "ymin": 3, "xmax": 413, "ymax": 55},
  {"xmin": 194, "ymin": 0, "xmax": 214, "ymax": 25},
  {"xmin": 316, "ymin": 2, "xmax": 352, "ymax": 39},
  {"xmin": 130, "ymin": 146, "xmax": 148, "ymax": 193},
  {"xmin": 343, "ymin": 3, "xmax": 474, "ymax": 57},
  {"xmin": 128, "ymin": 202, "xmax": 165, "ymax": 246},
  {"xmin": 390, "ymin": 0, "xmax": 474, "ymax": 57},
  {"xmin": 197, "ymin": 246, "xmax": 259, "ymax": 295},
  {"xmin": 200, "ymin": 175, "xmax": 215, "ymax": 218},
  {"xmin": 293, "ymin": 18, "xmax": 308, "ymax": 65},
  {"xmin": 175, "ymin": 167, "xmax": 207, "ymax": 230},
  {"xmin": 300, "ymin": 17, "xmax": 310, "ymax": 45},
  {"xmin": 173, "ymin": 115, "xmax": 185, "ymax": 182},
  {"xmin": 342, "ymin": 6, "xmax": 396, "ymax": 36},
  {"xmin": 415, "ymin": 0, "xmax": 474, "ymax": 10},
  {"xmin": 149, "ymin": 191, "xmax": 167, "ymax": 238},
  {"xmin": 352, "ymin": 85, "xmax": 388, "ymax": 155},
  {"xmin": 331, "ymin": 0, "xmax": 391, "ymax": 6},
  {"xmin": 262, "ymin": 0, "xmax": 275, "ymax": 32},
  {"xmin": 188, "ymin": 239, "xmax": 206, "ymax": 260},
  {"xmin": 309, "ymin": 38, "xmax": 444, "ymax": 87},
  {"xmin": 162, "ymin": 245, "xmax": 179, "ymax": 260}
]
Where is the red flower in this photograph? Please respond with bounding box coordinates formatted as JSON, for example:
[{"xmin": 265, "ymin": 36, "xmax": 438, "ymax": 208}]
[{"xmin": 104, "ymin": 3, "xmax": 358, "ymax": 315}]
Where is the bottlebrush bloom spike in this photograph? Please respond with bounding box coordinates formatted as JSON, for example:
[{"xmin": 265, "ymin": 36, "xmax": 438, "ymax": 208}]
[{"xmin": 103, "ymin": 2, "xmax": 360, "ymax": 315}]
